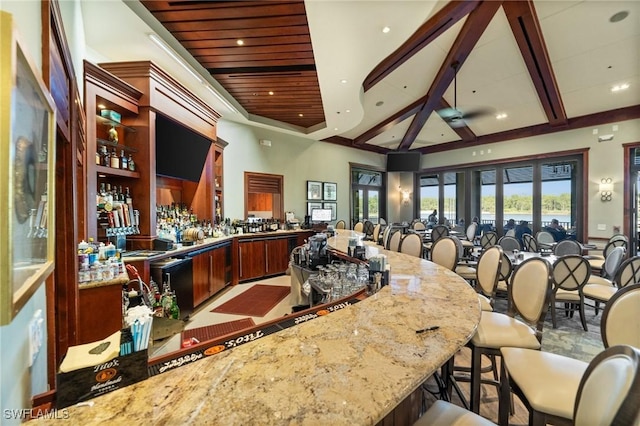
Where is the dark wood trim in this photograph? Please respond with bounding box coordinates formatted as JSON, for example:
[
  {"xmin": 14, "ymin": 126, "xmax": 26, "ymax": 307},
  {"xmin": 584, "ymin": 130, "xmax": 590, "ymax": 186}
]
[
  {"xmin": 438, "ymin": 98, "xmax": 477, "ymax": 141},
  {"xmin": 243, "ymin": 171, "xmax": 285, "ymax": 220},
  {"xmin": 398, "ymin": 1, "xmax": 503, "ymax": 151},
  {"xmin": 363, "ymin": 0, "xmax": 479, "ymax": 92},
  {"xmin": 503, "ymin": 1, "xmax": 567, "ymax": 126},
  {"xmin": 417, "ymin": 105, "xmax": 640, "ymax": 154},
  {"xmin": 353, "ymin": 98, "xmax": 425, "ymax": 146},
  {"xmin": 322, "ymin": 136, "xmax": 389, "ymax": 153}
]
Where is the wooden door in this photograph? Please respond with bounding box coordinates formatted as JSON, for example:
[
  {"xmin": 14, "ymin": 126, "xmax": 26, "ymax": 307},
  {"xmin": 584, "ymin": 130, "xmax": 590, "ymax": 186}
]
[
  {"xmin": 238, "ymin": 240, "xmax": 266, "ymax": 281},
  {"xmin": 191, "ymin": 250, "xmax": 211, "ymax": 306},
  {"xmin": 265, "ymin": 238, "xmax": 290, "ymax": 275},
  {"xmin": 210, "ymin": 245, "xmax": 228, "ymax": 295}
]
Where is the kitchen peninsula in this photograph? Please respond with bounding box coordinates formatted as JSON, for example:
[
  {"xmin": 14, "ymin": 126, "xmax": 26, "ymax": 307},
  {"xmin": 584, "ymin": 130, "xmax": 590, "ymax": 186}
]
[{"xmin": 39, "ymin": 230, "xmax": 480, "ymax": 425}]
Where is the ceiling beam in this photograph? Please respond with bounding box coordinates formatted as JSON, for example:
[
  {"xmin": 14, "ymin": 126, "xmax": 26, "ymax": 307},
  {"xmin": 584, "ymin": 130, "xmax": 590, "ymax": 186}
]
[
  {"xmin": 438, "ymin": 98, "xmax": 477, "ymax": 142},
  {"xmin": 322, "ymin": 136, "xmax": 389, "ymax": 153},
  {"xmin": 397, "ymin": 0, "xmax": 503, "ymax": 151},
  {"xmin": 503, "ymin": 0, "xmax": 567, "ymax": 126},
  {"xmin": 353, "ymin": 97, "xmax": 426, "ymax": 145},
  {"xmin": 416, "ymin": 105, "xmax": 640, "ymax": 154},
  {"xmin": 363, "ymin": 0, "xmax": 479, "ymax": 92}
]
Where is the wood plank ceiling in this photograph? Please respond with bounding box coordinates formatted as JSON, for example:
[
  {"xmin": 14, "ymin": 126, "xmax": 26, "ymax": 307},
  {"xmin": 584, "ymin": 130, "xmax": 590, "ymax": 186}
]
[{"xmin": 140, "ymin": 0, "xmax": 324, "ymax": 129}]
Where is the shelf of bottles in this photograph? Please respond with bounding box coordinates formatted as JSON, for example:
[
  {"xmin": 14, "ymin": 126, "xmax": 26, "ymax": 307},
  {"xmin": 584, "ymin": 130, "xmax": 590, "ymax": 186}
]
[
  {"xmin": 95, "ymin": 114, "xmax": 139, "ymax": 178},
  {"xmin": 97, "ymin": 182, "xmax": 140, "ymax": 237}
]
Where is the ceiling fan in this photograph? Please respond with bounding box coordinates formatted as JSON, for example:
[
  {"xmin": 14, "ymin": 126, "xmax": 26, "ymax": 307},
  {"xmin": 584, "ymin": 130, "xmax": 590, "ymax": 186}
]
[{"xmin": 436, "ymin": 61, "xmax": 494, "ymax": 128}]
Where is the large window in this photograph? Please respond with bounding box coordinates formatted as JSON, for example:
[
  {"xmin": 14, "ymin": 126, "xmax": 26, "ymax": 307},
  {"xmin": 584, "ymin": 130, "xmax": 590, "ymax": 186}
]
[
  {"xmin": 350, "ymin": 166, "xmax": 385, "ymax": 226},
  {"xmin": 418, "ymin": 152, "xmax": 586, "ymax": 239}
]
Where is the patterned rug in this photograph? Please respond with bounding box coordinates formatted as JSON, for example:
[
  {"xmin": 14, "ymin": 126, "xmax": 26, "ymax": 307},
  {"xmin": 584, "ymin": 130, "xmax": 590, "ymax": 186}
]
[
  {"xmin": 493, "ymin": 298, "xmax": 604, "ymax": 362},
  {"xmin": 211, "ymin": 284, "xmax": 290, "ymax": 317}
]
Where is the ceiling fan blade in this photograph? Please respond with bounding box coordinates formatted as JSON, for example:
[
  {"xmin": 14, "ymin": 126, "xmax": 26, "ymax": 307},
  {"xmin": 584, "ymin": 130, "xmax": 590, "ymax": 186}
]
[
  {"xmin": 448, "ymin": 118, "xmax": 468, "ymax": 128},
  {"xmin": 460, "ymin": 106, "xmax": 496, "ymax": 120}
]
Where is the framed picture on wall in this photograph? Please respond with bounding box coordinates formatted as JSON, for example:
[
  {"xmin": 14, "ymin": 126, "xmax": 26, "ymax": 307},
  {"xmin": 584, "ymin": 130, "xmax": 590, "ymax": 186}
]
[
  {"xmin": 323, "ymin": 182, "xmax": 337, "ymax": 201},
  {"xmin": 323, "ymin": 202, "xmax": 337, "ymax": 221},
  {"xmin": 307, "ymin": 180, "xmax": 322, "ymax": 200},
  {"xmin": 1, "ymin": 12, "xmax": 57, "ymax": 325},
  {"xmin": 307, "ymin": 202, "xmax": 322, "ymax": 217}
]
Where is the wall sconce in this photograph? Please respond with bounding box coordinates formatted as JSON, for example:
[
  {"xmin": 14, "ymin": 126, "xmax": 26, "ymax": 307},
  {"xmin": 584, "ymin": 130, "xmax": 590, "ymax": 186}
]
[
  {"xmin": 599, "ymin": 178, "xmax": 613, "ymax": 201},
  {"xmin": 399, "ymin": 186, "xmax": 411, "ymax": 205}
]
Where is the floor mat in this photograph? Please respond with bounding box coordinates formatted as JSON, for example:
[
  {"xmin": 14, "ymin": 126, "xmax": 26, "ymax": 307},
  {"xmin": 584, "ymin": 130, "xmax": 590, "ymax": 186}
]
[
  {"xmin": 181, "ymin": 318, "xmax": 256, "ymax": 344},
  {"xmin": 211, "ymin": 284, "xmax": 290, "ymax": 317}
]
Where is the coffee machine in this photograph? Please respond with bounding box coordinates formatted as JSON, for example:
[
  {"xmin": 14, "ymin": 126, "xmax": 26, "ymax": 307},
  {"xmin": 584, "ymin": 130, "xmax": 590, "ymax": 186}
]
[{"xmin": 308, "ymin": 233, "xmax": 328, "ymax": 269}]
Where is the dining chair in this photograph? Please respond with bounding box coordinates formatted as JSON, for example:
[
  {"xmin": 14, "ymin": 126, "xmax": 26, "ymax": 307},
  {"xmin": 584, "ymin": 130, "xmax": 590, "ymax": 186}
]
[
  {"xmin": 388, "ymin": 230, "xmax": 402, "ymax": 252},
  {"xmin": 353, "ymin": 221, "xmax": 364, "ymax": 232},
  {"xmin": 600, "ymin": 283, "xmax": 640, "ymax": 349},
  {"xmin": 381, "ymin": 226, "xmax": 391, "ymax": 248},
  {"xmin": 378, "ymin": 217, "xmax": 387, "ymax": 225},
  {"xmin": 495, "ymin": 252, "xmax": 513, "ymax": 304},
  {"xmin": 399, "ymin": 232, "xmax": 423, "ymax": 258},
  {"xmin": 424, "ymin": 224, "xmax": 450, "ymax": 253},
  {"xmin": 504, "ymin": 228, "xmax": 516, "ymax": 238},
  {"xmin": 362, "ymin": 220, "xmax": 375, "ymax": 240},
  {"xmin": 536, "ymin": 230, "xmax": 555, "ymax": 246},
  {"xmin": 474, "ymin": 246, "xmax": 503, "ymax": 312},
  {"xmin": 553, "ymin": 239, "xmax": 582, "ymax": 256},
  {"xmin": 412, "ymin": 221, "xmax": 426, "ymax": 231},
  {"xmin": 371, "ymin": 224, "xmax": 381, "ymax": 245},
  {"xmin": 335, "ymin": 219, "xmax": 346, "ymax": 229},
  {"xmin": 586, "ymin": 237, "xmax": 628, "ymax": 271},
  {"xmin": 430, "ymin": 237, "xmax": 458, "ymax": 271},
  {"xmin": 522, "ymin": 233, "xmax": 539, "ymax": 253},
  {"xmin": 468, "ymin": 256, "xmax": 552, "ymax": 414},
  {"xmin": 453, "ymin": 236, "xmax": 479, "ymax": 284},
  {"xmin": 550, "ymin": 255, "xmax": 591, "ymax": 331},
  {"xmin": 461, "ymin": 222, "xmax": 478, "ymax": 252},
  {"xmin": 497, "ymin": 236, "xmax": 520, "ymax": 253},
  {"xmin": 583, "ymin": 247, "xmax": 628, "ymax": 315},
  {"xmin": 498, "ymin": 345, "xmax": 640, "ymax": 426},
  {"xmin": 479, "ymin": 231, "xmax": 498, "ymax": 251}
]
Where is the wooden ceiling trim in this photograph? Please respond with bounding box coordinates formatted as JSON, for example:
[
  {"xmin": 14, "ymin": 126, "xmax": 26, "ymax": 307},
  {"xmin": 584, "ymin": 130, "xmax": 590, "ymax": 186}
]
[
  {"xmin": 363, "ymin": 0, "xmax": 479, "ymax": 92},
  {"xmin": 503, "ymin": 0, "xmax": 567, "ymax": 126},
  {"xmin": 180, "ymin": 35, "xmax": 312, "ymax": 49},
  {"xmin": 322, "ymin": 136, "xmax": 389, "ymax": 154},
  {"xmin": 417, "ymin": 105, "xmax": 640, "ymax": 154},
  {"xmin": 353, "ymin": 97, "xmax": 426, "ymax": 145},
  {"xmin": 161, "ymin": 15, "xmax": 308, "ymax": 32},
  {"xmin": 190, "ymin": 44, "xmax": 313, "ymax": 57},
  {"xmin": 200, "ymin": 59, "xmax": 315, "ymax": 69},
  {"xmin": 171, "ymin": 26, "xmax": 311, "ymax": 41},
  {"xmin": 146, "ymin": 3, "xmax": 307, "ymax": 21},
  {"xmin": 397, "ymin": 0, "xmax": 503, "ymax": 151}
]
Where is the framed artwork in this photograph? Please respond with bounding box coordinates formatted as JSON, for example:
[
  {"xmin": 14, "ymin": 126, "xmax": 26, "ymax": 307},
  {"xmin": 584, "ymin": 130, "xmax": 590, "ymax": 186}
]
[
  {"xmin": 307, "ymin": 180, "xmax": 322, "ymax": 200},
  {"xmin": 323, "ymin": 202, "xmax": 337, "ymax": 221},
  {"xmin": 307, "ymin": 202, "xmax": 322, "ymax": 217},
  {"xmin": 323, "ymin": 182, "xmax": 337, "ymax": 201},
  {"xmin": 1, "ymin": 12, "xmax": 57, "ymax": 325}
]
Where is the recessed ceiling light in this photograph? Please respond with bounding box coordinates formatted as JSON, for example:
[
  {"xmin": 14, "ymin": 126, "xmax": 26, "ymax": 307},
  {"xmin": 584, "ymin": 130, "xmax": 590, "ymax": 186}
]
[
  {"xmin": 298, "ymin": 113, "xmax": 304, "ymax": 117},
  {"xmin": 611, "ymin": 83, "xmax": 630, "ymax": 92},
  {"xmin": 345, "ymin": 109, "xmax": 351, "ymax": 113},
  {"xmin": 496, "ymin": 113, "xmax": 508, "ymax": 120},
  {"xmin": 609, "ymin": 10, "xmax": 629, "ymax": 23},
  {"xmin": 98, "ymin": 104, "xmax": 106, "ymax": 109},
  {"xmin": 236, "ymin": 39, "xmax": 244, "ymax": 45},
  {"xmin": 382, "ymin": 26, "xmax": 391, "ymax": 34},
  {"xmin": 334, "ymin": 127, "xmax": 339, "ymax": 131},
  {"xmin": 340, "ymin": 79, "xmax": 348, "ymax": 84},
  {"xmin": 268, "ymin": 91, "xmax": 274, "ymax": 95}
]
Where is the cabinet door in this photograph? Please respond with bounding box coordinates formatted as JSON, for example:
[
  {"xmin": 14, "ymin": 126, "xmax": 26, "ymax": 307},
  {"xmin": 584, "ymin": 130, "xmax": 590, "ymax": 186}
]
[
  {"xmin": 238, "ymin": 240, "xmax": 266, "ymax": 281},
  {"xmin": 191, "ymin": 251, "xmax": 211, "ymax": 306},
  {"xmin": 77, "ymin": 285, "xmax": 123, "ymax": 344},
  {"xmin": 265, "ymin": 238, "xmax": 290, "ymax": 275},
  {"xmin": 210, "ymin": 245, "xmax": 228, "ymax": 295}
]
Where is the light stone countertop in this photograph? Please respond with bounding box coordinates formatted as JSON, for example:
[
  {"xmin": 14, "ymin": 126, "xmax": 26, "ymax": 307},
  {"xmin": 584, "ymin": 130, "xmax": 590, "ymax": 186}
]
[{"xmin": 40, "ymin": 230, "xmax": 480, "ymax": 425}]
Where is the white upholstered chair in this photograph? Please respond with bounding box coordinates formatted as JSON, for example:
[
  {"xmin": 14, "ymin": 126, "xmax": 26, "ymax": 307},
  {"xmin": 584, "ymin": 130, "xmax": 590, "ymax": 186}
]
[
  {"xmin": 430, "ymin": 237, "xmax": 458, "ymax": 272},
  {"xmin": 353, "ymin": 221, "xmax": 364, "ymax": 232},
  {"xmin": 335, "ymin": 220, "xmax": 346, "ymax": 229},
  {"xmin": 550, "ymin": 255, "xmax": 591, "ymax": 331},
  {"xmin": 371, "ymin": 224, "xmax": 381, "ymax": 245},
  {"xmin": 586, "ymin": 235, "xmax": 628, "ymax": 271},
  {"xmin": 553, "ymin": 239, "xmax": 582, "ymax": 256},
  {"xmin": 412, "ymin": 221, "xmax": 426, "ymax": 231},
  {"xmin": 399, "ymin": 232, "xmax": 423, "ymax": 258},
  {"xmin": 497, "ymin": 236, "xmax": 520, "ymax": 253},
  {"xmin": 583, "ymin": 247, "xmax": 627, "ymax": 315},
  {"xmin": 499, "ymin": 345, "xmax": 640, "ymax": 426},
  {"xmin": 600, "ymin": 283, "xmax": 640, "ymax": 349},
  {"xmin": 388, "ymin": 230, "xmax": 402, "ymax": 252},
  {"xmin": 468, "ymin": 257, "xmax": 552, "ymax": 413},
  {"xmin": 475, "ymin": 246, "xmax": 503, "ymax": 312}
]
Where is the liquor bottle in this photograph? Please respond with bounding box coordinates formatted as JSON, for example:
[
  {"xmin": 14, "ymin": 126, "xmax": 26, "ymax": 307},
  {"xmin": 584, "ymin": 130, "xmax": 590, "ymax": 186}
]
[
  {"xmin": 97, "ymin": 182, "xmax": 107, "ymax": 210},
  {"xmin": 127, "ymin": 154, "xmax": 135, "ymax": 171},
  {"xmin": 125, "ymin": 187, "xmax": 133, "ymax": 205},
  {"xmin": 170, "ymin": 293, "xmax": 180, "ymax": 320},
  {"xmin": 120, "ymin": 150, "xmax": 128, "ymax": 170},
  {"xmin": 101, "ymin": 146, "xmax": 110, "ymax": 167},
  {"xmin": 96, "ymin": 148, "xmax": 101, "ymax": 165},
  {"xmin": 110, "ymin": 148, "xmax": 120, "ymax": 169}
]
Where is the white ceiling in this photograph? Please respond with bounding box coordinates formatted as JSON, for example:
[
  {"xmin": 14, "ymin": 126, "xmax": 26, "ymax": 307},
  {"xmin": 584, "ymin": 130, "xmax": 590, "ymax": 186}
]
[{"xmin": 80, "ymin": 1, "xmax": 640, "ymax": 150}]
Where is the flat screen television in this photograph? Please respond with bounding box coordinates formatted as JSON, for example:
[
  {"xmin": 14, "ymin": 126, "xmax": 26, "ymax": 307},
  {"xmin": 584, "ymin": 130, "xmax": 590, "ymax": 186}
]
[
  {"xmin": 311, "ymin": 208, "xmax": 332, "ymax": 222},
  {"xmin": 386, "ymin": 151, "xmax": 421, "ymax": 172},
  {"xmin": 155, "ymin": 114, "xmax": 212, "ymax": 183}
]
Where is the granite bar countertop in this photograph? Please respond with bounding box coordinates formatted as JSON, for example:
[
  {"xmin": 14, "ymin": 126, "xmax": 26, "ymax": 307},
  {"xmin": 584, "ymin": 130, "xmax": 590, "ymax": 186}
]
[{"xmin": 39, "ymin": 230, "xmax": 480, "ymax": 425}]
